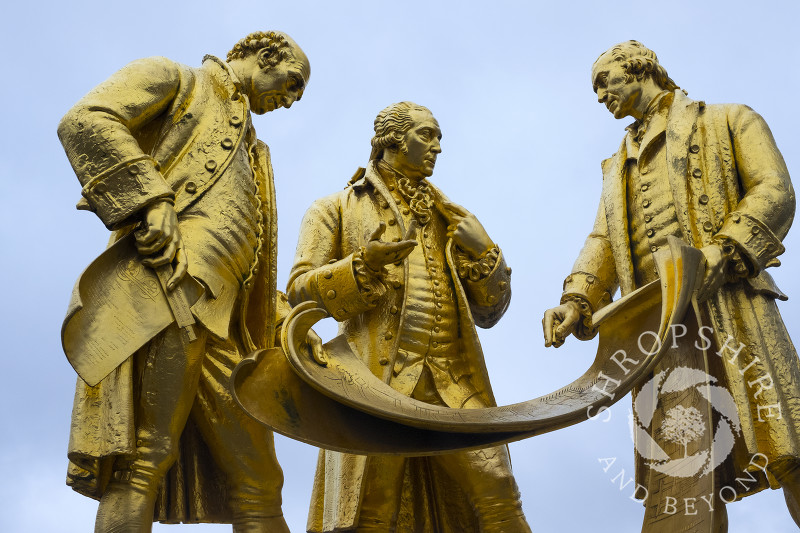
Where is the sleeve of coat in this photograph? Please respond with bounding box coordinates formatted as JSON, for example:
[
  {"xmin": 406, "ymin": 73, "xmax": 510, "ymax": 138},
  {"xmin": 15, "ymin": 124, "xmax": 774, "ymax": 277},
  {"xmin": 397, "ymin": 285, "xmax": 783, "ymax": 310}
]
[
  {"xmin": 561, "ymin": 187, "xmax": 619, "ymax": 340},
  {"xmin": 714, "ymin": 104, "xmax": 795, "ymax": 274},
  {"xmin": 57, "ymin": 56, "xmax": 180, "ymax": 229},
  {"xmin": 287, "ymin": 196, "xmax": 381, "ymax": 321}
]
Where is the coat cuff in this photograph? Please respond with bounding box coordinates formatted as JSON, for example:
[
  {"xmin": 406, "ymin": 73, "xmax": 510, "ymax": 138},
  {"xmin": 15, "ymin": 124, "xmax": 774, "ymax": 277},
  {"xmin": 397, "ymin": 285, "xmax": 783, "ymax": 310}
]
[
  {"xmin": 315, "ymin": 255, "xmax": 382, "ymax": 321},
  {"xmin": 81, "ymin": 156, "xmax": 174, "ymax": 229},
  {"xmin": 560, "ymin": 294, "xmax": 597, "ymax": 341},
  {"xmin": 561, "ymin": 271, "xmax": 613, "ymax": 314},
  {"xmin": 715, "ymin": 212, "xmax": 785, "ymax": 274},
  {"xmin": 463, "ymin": 250, "xmax": 511, "ymax": 308}
]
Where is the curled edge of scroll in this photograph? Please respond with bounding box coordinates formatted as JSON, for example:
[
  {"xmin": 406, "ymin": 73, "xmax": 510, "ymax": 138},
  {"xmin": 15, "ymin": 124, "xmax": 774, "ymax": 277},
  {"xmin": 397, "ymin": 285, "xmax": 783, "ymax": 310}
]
[{"xmin": 232, "ymin": 236, "xmax": 705, "ymax": 456}]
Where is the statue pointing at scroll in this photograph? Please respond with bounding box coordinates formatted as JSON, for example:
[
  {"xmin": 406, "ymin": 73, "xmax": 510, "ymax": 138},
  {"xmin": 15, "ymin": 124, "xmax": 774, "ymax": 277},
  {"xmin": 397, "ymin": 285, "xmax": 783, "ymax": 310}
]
[
  {"xmin": 58, "ymin": 31, "xmax": 309, "ymax": 532},
  {"xmin": 288, "ymin": 102, "xmax": 531, "ymax": 532},
  {"xmin": 543, "ymin": 41, "xmax": 800, "ymax": 531}
]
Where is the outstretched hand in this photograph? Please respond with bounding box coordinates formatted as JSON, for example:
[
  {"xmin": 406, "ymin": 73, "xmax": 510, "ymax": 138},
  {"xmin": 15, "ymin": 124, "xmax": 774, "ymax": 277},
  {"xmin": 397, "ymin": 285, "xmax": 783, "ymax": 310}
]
[
  {"xmin": 135, "ymin": 199, "xmax": 187, "ymax": 291},
  {"xmin": 542, "ymin": 300, "xmax": 582, "ymax": 348},
  {"xmin": 364, "ymin": 220, "xmax": 418, "ymax": 271},
  {"xmin": 440, "ymin": 200, "xmax": 493, "ymax": 258}
]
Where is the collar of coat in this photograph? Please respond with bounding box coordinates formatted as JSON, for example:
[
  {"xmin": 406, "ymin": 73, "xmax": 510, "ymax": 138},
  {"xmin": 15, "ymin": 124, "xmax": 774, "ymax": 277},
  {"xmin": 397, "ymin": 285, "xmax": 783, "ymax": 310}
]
[
  {"xmin": 625, "ymin": 90, "xmax": 673, "ymax": 159},
  {"xmin": 348, "ymin": 161, "xmax": 452, "ymax": 230}
]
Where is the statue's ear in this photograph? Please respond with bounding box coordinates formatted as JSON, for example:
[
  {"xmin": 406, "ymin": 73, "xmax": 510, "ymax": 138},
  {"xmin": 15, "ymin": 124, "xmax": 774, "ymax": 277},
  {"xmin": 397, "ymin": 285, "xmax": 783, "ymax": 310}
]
[{"xmin": 256, "ymin": 47, "xmax": 273, "ymax": 69}]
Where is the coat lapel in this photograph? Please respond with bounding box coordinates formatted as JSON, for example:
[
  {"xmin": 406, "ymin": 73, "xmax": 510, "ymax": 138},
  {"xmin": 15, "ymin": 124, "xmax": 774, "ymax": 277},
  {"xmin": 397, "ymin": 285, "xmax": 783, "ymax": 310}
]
[
  {"xmin": 602, "ymin": 139, "xmax": 636, "ymax": 295},
  {"xmin": 665, "ymin": 90, "xmax": 700, "ymax": 244}
]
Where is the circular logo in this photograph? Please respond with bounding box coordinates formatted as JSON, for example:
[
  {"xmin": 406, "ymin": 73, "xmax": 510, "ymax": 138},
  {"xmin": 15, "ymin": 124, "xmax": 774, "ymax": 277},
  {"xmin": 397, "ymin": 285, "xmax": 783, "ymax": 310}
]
[{"xmin": 628, "ymin": 366, "xmax": 741, "ymax": 478}]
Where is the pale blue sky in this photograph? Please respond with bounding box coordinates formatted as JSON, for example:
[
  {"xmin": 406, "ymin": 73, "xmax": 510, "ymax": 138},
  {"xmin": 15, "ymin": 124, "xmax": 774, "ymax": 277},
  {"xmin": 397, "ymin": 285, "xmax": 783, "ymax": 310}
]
[{"xmin": 2, "ymin": 0, "xmax": 799, "ymax": 531}]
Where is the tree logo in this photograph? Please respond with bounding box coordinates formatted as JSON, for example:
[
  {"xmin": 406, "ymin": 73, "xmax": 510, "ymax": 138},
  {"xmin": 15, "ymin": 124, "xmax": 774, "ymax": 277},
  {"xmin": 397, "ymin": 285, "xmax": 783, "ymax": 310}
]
[{"xmin": 629, "ymin": 367, "xmax": 741, "ymax": 478}]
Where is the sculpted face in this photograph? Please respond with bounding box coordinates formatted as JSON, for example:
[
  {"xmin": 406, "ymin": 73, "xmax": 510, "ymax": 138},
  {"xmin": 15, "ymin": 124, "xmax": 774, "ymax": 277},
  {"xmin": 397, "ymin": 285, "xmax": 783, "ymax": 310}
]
[
  {"xmin": 248, "ymin": 45, "xmax": 310, "ymax": 114},
  {"xmin": 592, "ymin": 53, "xmax": 643, "ymax": 120},
  {"xmin": 394, "ymin": 109, "xmax": 442, "ymax": 180}
]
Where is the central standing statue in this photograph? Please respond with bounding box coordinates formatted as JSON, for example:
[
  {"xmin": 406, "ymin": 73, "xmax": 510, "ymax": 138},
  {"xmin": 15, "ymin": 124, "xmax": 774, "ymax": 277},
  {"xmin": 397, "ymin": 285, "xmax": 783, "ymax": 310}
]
[{"xmin": 288, "ymin": 102, "xmax": 531, "ymax": 532}]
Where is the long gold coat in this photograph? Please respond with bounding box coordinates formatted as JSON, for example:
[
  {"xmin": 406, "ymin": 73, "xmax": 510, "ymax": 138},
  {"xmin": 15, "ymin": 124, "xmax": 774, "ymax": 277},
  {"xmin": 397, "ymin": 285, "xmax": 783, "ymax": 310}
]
[
  {"xmin": 58, "ymin": 56, "xmax": 280, "ymax": 522},
  {"xmin": 287, "ymin": 162, "xmax": 512, "ymax": 532},
  {"xmin": 563, "ymin": 90, "xmax": 800, "ymax": 496}
]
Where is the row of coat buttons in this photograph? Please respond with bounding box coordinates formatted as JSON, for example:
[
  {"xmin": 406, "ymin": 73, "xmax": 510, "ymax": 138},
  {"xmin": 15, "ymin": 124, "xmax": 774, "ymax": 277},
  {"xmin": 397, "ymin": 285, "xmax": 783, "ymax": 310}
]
[{"xmin": 183, "ymin": 138, "xmax": 238, "ymax": 194}]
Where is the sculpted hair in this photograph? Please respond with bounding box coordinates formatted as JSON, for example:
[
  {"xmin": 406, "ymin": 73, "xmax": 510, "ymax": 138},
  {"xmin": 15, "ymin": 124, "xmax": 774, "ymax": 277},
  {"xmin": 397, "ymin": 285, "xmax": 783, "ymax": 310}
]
[
  {"xmin": 596, "ymin": 40, "xmax": 680, "ymax": 92},
  {"xmin": 227, "ymin": 31, "xmax": 292, "ymax": 66},
  {"xmin": 370, "ymin": 102, "xmax": 432, "ymax": 160}
]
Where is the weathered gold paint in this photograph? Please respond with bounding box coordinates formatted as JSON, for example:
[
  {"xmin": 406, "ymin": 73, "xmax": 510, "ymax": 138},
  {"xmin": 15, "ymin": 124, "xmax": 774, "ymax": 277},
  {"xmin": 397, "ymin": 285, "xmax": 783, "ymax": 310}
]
[
  {"xmin": 543, "ymin": 40, "xmax": 800, "ymax": 532},
  {"xmin": 59, "ymin": 31, "xmax": 308, "ymax": 532}
]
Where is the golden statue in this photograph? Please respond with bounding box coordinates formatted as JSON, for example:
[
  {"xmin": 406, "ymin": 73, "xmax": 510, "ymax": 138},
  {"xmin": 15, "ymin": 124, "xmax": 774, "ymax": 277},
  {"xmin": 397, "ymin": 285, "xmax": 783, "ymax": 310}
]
[
  {"xmin": 58, "ymin": 31, "xmax": 309, "ymax": 532},
  {"xmin": 286, "ymin": 102, "xmax": 531, "ymax": 533},
  {"xmin": 543, "ymin": 40, "xmax": 800, "ymax": 532}
]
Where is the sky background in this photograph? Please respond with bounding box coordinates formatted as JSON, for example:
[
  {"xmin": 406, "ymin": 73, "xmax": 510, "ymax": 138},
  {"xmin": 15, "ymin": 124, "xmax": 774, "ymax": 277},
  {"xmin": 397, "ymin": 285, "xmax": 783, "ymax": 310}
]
[{"xmin": 1, "ymin": 0, "xmax": 799, "ymax": 531}]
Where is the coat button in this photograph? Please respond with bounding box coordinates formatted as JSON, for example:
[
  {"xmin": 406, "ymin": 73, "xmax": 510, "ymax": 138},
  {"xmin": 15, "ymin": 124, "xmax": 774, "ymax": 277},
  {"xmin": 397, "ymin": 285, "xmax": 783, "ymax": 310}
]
[
  {"xmin": 647, "ymin": 229, "xmax": 655, "ymax": 237},
  {"xmin": 221, "ymin": 138, "xmax": 234, "ymax": 150},
  {"xmin": 432, "ymin": 341, "xmax": 439, "ymax": 348},
  {"xmin": 381, "ymin": 201, "xmax": 389, "ymax": 209},
  {"xmin": 644, "ymin": 215, "xmax": 652, "ymax": 223},
  {"xmin": 487, "ymin": 295, "xmax": 496, "ymax": 304},
  {"xmin": 390, "ymin": 305, "xmax": 398, "ymax": 314},
  {"xmin": 93, "ymin": 182, "xmax": 107, "ymax": 194},
  {"xmin": 230, "ymin": 116, "xmax": 242, "ymax": 127},
  {"xmin": 703, "ymin": 221, "xmax": 714, "ymax": 232},
  {"xmin": 433, "ymin": 280, "xmax": 440, "ymax": 286},
  {"xmin": 384, "ymin": 332, "xmax": 393, "ymax": 340},
  {"xmin": 435, "ymin": 291, "xmax": 442, "ymax": 297},
  {"xmin": 379, "ymin": 357, "xmax": 389, "ymax": 365},
  {"xmin": 128, "ymin": 165, "xmax": 140, "ymax": 175},
  {"xmin": 640, "ymin": 184, "xmax": 649, "ymax": 191},
  {"xmin": 499, "ymin": 281, "xmax": 508, "ymax": 290},
  {"xmin": 699, "ymin": 194, "xmax": 709, "ymax": 205},
  {"xmin": 205, "ymin": 160, "xmax": 217, "ymax": 172},
  {"xmin": 732, "ymin": 213, "xmax": 741, "ymax": 223},
  {"xmin": 393, "ymin": 280, "xmax": 402, "ymax": 289},
  {"xmin": 388, "ymin": 185, "xmax": 395, "ymax": 191},
  {"xmin": 185, "ymin": 181, "xmax": 197, "ymax": 194},
  {"xmin": 690, "ymin": 144, "xmax": 700, "ymax": 153},
  {"xmin": 642, "ymin": 199, "xmax": 651, "ymax": 208},
  {"xmin": 388, "ymin": 219, "xmax": 396, "ymax": 226},
  {"xmin": 326, "ymin": 290, "xmax": 336, "ymax": 299},
  {"xmin": 650, "ymin": 245, "xmax": 658, "ymax": 252},
  {"xmin": 506, "ymin": 267, "xmax": 512, "ymax": 275},
  {"xmin": 322, "ymin": 270, "xmax": 333, "ymax": 279},
  {"xmin": 434, "ymin": 326, "xmax": 440, "ymax": 333},
  {"xmin": 751, "ymin": 226, "xmax": 760, "ymax": 235},
  {"xmin": 693, "ymin": 168, "xmax": 702, "ymax": 178}
]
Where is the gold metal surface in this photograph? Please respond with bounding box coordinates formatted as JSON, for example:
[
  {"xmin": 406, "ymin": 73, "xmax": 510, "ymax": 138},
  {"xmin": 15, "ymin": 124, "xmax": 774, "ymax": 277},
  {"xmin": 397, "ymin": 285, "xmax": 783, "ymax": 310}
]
[
  {"xmin": 233, "ymin": 237, "xmax": 703, "ymax": 453},
  {"xmin": 59, "ymin": 31, "xmax": 309, "ymax": 532},
  {"xmin": 543, "ymin": 40, "xmax": 800, "ymax": 532}
]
